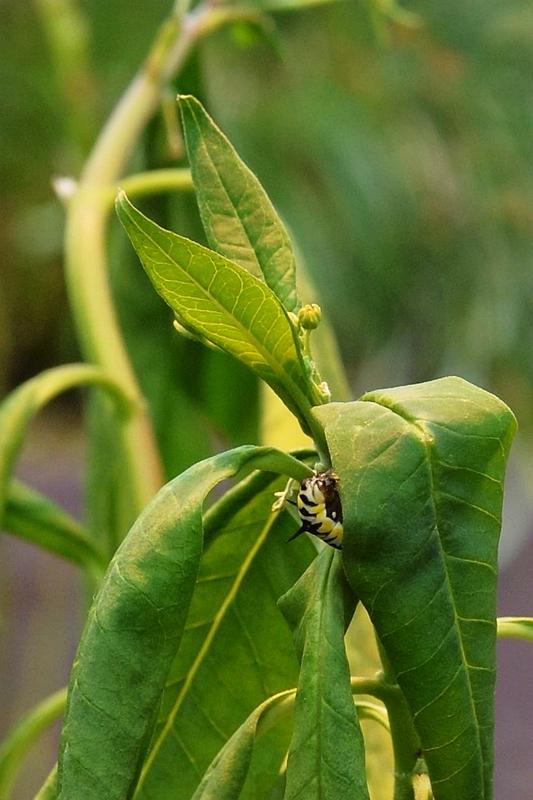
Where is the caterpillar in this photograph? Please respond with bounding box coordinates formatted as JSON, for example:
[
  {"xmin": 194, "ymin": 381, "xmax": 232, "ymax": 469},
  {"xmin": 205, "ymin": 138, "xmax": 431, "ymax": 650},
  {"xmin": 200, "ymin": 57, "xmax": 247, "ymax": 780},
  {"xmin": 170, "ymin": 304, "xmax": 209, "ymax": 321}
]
[{"xmin": 288, "ymin": 469, "xmax": 343, "ymax": 550}]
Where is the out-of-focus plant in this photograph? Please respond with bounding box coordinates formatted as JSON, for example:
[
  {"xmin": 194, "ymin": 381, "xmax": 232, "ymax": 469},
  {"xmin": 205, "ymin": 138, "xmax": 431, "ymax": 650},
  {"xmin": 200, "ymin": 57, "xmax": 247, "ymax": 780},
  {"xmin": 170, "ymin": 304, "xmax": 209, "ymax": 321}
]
[{"xmin": 0, "ymin": 1, "xmax": 532, "ymax": 799}]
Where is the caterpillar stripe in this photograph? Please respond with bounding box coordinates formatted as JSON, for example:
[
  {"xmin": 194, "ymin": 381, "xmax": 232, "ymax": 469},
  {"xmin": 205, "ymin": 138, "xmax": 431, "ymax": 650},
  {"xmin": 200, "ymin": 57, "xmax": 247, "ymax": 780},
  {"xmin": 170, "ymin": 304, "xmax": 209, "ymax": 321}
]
[{"xmin": 289, "ymin": 469, "xmax": 343, "ymax": 550}]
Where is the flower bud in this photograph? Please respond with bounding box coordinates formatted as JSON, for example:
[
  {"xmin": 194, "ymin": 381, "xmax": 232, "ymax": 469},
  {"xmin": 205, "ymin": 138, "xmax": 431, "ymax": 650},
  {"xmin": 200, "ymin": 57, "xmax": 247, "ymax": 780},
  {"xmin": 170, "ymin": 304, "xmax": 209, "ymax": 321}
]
[{"xmin": 298, "ymin": 303, "xmax": 321, "ymax": 330}]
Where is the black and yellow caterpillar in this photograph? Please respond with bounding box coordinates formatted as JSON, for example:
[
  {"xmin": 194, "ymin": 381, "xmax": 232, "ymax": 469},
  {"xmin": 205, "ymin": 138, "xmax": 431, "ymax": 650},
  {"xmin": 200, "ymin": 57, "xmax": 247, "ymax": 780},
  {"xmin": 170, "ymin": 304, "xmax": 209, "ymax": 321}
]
[{"xmin": 288, "ymin": 469, "xmax": 343, "ymax": 550}]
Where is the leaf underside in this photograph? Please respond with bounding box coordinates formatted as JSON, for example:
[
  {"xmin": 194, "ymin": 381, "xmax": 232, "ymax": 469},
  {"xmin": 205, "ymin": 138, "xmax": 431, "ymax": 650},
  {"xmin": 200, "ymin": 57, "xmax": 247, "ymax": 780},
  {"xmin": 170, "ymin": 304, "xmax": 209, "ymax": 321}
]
[{"xmin": 314, "ymin": 376, "xmax": 517, "ymax": 800}]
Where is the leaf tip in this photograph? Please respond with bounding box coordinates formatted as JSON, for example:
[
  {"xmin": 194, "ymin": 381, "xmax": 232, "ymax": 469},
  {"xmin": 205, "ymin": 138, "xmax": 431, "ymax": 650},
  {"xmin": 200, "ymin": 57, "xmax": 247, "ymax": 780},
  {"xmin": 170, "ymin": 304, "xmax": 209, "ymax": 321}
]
[
  {"xmin": 177, "ymin": 94, "xmax": 204, "ymax": 127},
  {"xmin": 177, "ymin": 93, "xmax": 196, "ymax": 104},
  {"xmin": 114, "ymin": 188, "xmax": 129, "ymax": 217}
]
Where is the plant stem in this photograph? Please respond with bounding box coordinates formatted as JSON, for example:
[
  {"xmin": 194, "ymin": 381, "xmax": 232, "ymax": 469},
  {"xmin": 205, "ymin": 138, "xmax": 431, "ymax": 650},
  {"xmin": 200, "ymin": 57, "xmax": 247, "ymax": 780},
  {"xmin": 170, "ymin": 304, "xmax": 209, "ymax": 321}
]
[
  {"xmin": 63, "ymin": 1, "xmax": 220, "ymax": 514},
  {"xmin": 350, "ymin": 675, "xmax": 398, "ymax": 701},
  {"xmin": 497, "ymin": 616, "xmax": 533, "ymax": 640},
  {"xmin": 377, "ymin": 641, "xmax": 419, "ymax": 800},
  {"xmin": 252, "ymin": 677, "xmax": 393, "ymax": 739},
  {"xmin": 116, "ymin": 168, "xmax": 193, "ymax": 203},
  {"xmin": 0, "ymin": 688, "xmax": 66, "ymax": 799}
]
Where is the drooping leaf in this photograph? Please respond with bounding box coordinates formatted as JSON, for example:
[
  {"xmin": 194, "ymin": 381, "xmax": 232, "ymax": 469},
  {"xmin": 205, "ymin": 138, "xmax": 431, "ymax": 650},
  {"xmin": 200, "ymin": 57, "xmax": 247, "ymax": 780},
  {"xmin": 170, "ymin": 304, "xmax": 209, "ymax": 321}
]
[
  {"xmin": 202, "ymin": 447, "xmax": 316, "ymax": 550},
  {"xmin": 0, "ymin": 364, "xmax": 131, "ymax": 522},
  {"xmin": 115, "ymin": 193, "xmax": 323, "ymax": 435},
  {"xmin": 190, "ymin": 690, "xmax": 295, "ymax": 800},
  {"xmin": 3, "ymin": 480, "xmax": 106, "ymax": 579},
  {"xmin": 178, "ymin": 94, "xmax": 299, "ymax": 313},
  {"xmin": 278, "ymin": 548, "xmax": 370, "ymax": 800},
  {"xmin": 57, "ymin": 446, "xmax": 311, "ymax": 800},
  {"xmin": 134, "ymin": 474, "xmax": 316, "ymax": 800},
  {"xmin": 314, "ymin": 376, "xmax": 517, "ymax": 800}
]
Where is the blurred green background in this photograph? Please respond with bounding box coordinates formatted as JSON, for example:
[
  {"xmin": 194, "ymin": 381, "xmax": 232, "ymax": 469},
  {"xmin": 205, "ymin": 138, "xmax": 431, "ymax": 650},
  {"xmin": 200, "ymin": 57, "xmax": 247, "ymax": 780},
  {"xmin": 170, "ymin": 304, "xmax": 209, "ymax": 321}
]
[{"xmin": 1, "ymin": 0, "xmax": 533, "ymax": 797}]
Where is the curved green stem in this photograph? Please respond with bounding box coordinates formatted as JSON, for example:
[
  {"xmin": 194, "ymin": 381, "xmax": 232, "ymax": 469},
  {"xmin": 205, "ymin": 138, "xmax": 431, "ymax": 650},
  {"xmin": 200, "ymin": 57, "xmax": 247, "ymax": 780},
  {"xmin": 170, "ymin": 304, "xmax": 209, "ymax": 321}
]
[
  {"xmin": 377, "ymin": 641, "xmax": 420, "ymax": 800},
  {"xmin": 0, "ymin": 363, "xmax": 133, "ymax": 521},
  {"xmin": 63, "ymin": 1, "xmax": 229, "ymax": 515},
  {"xmin": 350, "ymin": 675, "xmax": 399, "ymax": 701},
  {"xmin": 116, "ymin": 168, "xmax": 193, "ymax": 203},
  {"xmin": 224, "ymin": 676, "xmax": 392, "ymax": 746},
  {"xmin": 355, "ymin": 699, "xmax": 390, "ymax": 732},
  {"xmin": 258, "ymin": 677, "xmax": 393, "ymax": 737},
  {"xmin": 497, "ymin": 616, "xmax": 533, "ymax": 641},
  {"xmin": 4, "ymin": 480, "xmax": 107, "ymax": 581},
  {"xmin": 33, "ymin": 766, "xmax": 57, "ymax": 800},
  {"xmin": 0, "ymin": 688, "xmax": 66, "ymax": 799}
]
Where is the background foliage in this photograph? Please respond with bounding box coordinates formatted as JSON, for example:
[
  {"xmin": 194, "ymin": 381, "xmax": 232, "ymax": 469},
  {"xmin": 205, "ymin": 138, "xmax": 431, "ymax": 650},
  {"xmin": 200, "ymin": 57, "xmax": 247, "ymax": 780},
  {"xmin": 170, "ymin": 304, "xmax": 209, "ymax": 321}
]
[{"xmin": 1, "ymin": 0, "xmax": 532, "ymax": 797}]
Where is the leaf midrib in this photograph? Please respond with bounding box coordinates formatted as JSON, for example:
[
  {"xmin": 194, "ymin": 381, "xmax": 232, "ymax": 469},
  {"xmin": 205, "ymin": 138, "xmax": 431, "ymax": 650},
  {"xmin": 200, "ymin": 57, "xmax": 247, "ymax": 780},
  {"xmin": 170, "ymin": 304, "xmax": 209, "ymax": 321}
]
[
  {"xmin": 134, "ymin": 506, "xmax": 286, "ymax": 796},
  {"xmin": 364, "ymin": 397, "xmax": 485, "ymax": 793},
  {"xmin": 186, "ymin": 101, "xmax": 296, "ymax": 310}
]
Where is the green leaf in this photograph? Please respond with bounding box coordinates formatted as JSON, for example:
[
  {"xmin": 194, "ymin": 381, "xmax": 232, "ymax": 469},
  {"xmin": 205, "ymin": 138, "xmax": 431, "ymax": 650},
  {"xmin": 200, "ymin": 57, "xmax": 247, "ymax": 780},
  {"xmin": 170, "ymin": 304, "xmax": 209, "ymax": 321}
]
[
  {"xmin": 116, "ymin": 193, "xmax": 324, "ymax": 434},
  {"xmin": 190, "ymin": 690, "xmax": 295, "ymax": 800},
  {"xmin": 313, "ymin": 376, "xmax": 517, "ymax": 800},
  {"xmin": 278, "ymin": 548, "xmax": 371, "ymax": 800},
  {"xmin": 0, "ymin": 688, "xmax": 66, "ymax": 800},
  {"xmin": 3, "ymin": 480, "xmax": 106, "ymax": 579},
  {"xmin": 178, "ymin": 95, "xmax": 299, "ymax": 313},
  {"xmin": 57, "ymin": 446, "xmax": 311, "ymax": 800},
  {"xmin": 0, "ymin": 364, "xmax": 131, "ymax": 523},
  {"xmin": 497, "ymin": 617, "xmax": 533, "ymax": 641},
  {"xmin": 202, "ymin": 447, "xmax": 316, "ymax": 549},
  {"xmin": 134, "ymin": 474, "xmax": 315, "ymax": 800}
]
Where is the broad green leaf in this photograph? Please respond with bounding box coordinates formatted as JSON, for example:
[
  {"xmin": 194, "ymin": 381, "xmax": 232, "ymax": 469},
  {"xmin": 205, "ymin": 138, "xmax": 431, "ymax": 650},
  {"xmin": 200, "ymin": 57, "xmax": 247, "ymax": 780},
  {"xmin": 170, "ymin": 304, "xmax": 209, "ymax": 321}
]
[
  {"xmin": 497, "ymin": 617, "xmax": 533, "ymax": 641},
  {"xmin": 116, "ymin": 193, "xmax": 323, "ymax": 435},
  {"xmin": 314, "ymin": 376, "xmax": 517, "ymax": 800},
  {"xmin": 3, "ymin": 480, "xmax": 106, "ymax": 579},
  {"xmin": 58, "ymin": 446, "xmax": 311, "ymax": 800},
  {"xmin": 278, "ymin": 548, "xmax": 370, "ymax": 800},
  {"xmin": 0, "ymin": 364, "xmax": 131, "ymax": 523},
  {"xmin": 179, "ymin": 95, "xmax": 299, "ymax": 313},
  {"xmin": 191, "ymin": 690, "xmax": 295, "ymax": 800},
  {"xmin": 0, "ymin": 688, "xmax": 66, "ymax": 800},
  {"xmin": 134, "ymin": 474, "xmax": 316, "ymax": 800}
]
